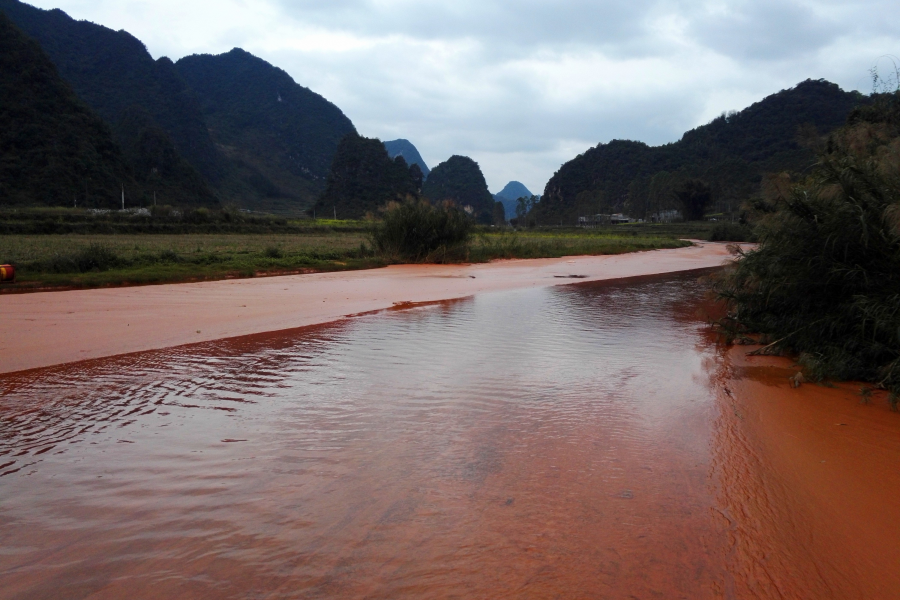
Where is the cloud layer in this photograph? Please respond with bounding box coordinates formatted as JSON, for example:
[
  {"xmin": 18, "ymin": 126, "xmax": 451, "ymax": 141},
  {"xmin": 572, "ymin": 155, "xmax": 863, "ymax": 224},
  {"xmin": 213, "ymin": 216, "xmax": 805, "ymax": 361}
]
[{"xmin": 25, "ymin": 0, "xmax": 900, "ymax": 193}]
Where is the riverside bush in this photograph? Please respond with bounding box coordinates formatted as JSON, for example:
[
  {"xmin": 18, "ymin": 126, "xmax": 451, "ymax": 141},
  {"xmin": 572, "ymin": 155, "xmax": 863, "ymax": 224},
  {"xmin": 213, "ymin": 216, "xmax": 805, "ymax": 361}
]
[
  {"xmin": 370, "ymin": 199, "xmax": 472, "ymax": 262},
  {"xmin": 714, "ymin": 91, "xmax": 900, "ymax": 398},
  {"xmin": 709, "ymin": 222, "xmax": 756, "ymax": 242}
]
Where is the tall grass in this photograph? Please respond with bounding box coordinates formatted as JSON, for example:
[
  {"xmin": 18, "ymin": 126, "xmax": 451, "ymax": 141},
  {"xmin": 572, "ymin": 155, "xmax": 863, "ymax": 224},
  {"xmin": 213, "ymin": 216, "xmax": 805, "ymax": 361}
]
[{"xmin": 714, "ymin": 92, "xmax": 900, "ymax": 398}]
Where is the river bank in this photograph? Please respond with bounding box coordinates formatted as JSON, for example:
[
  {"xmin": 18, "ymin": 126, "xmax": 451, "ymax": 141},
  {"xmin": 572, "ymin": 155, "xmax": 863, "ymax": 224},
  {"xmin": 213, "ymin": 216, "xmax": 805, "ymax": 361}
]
[
  {"xmin": 0, "ymin": 242, "xmax": 737, "ymax": 374},
  {"xmin": 712, "ymin": 345, "xmax": 900, "ymax": 597}
]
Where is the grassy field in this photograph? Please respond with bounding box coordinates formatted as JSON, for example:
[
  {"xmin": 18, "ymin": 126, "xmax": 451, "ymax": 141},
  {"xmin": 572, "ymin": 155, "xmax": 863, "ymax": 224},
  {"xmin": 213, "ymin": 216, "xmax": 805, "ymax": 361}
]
[{"xmin": 0, "ymin": 225, "xmax": 701, "ymax": 291}]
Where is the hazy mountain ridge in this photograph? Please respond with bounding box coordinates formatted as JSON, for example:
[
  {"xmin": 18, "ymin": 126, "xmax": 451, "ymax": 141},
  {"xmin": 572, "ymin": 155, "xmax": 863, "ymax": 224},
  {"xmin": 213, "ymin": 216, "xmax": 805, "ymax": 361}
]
[
  {"xmin": 383, "ymin": 139, "xmax": 430, "ymax": 178},
  {"xmin": 535, "ymin": 79, "xmax": 868, "ymax": 224}
]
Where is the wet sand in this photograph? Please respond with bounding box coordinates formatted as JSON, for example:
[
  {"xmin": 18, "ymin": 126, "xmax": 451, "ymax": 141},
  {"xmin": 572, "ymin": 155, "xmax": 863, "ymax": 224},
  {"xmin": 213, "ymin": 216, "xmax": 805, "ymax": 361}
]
[
  {"xmin": 0, "ymin": 242, "xmax": 736, "ymax": 374},
  {"xmin": 711, "ymin": 346, "xmax": 900, "ymax": 597}
]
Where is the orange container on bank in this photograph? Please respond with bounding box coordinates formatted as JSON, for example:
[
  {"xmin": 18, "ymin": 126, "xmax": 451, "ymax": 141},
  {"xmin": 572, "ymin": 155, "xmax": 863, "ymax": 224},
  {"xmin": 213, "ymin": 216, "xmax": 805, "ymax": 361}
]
[{"xmin": 0, "ymin": 264, "xmax": 15, "ymax": 283}]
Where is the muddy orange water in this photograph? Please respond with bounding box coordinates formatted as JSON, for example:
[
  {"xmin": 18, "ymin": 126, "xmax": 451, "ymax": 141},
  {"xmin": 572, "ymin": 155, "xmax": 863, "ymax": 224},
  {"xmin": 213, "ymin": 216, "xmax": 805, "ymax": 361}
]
[{"xmin": 1, "ymin": 271, "xmax": 898, "ymax": 599}]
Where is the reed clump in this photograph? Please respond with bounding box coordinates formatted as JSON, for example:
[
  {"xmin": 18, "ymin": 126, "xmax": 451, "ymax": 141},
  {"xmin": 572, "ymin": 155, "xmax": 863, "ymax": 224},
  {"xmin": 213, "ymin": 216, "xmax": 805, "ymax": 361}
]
[
  {"xmin": 370, "ymin": 199, "xmax": 472, "ymax": 262},
  {"xmin": 714, "ymin": 90, "xmax": 900, "ymax": 397}
]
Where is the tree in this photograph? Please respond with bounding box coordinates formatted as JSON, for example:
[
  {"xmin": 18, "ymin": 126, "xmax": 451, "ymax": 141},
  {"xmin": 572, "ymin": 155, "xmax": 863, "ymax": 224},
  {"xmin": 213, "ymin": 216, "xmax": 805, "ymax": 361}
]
[
  {"xmin": 492, "ymin": 201, "xmax": 506, "ymax": 225},
  {"xmin": 673, "ymin": 179, "xmax": 711, "ymax": 221},
  {"xmin": 514, "ymin": 195, "xmax": 539, "ymax": 227},
  {"xmin": 409, "ymin": 163, "xmax": 424, "ymax": 192}
]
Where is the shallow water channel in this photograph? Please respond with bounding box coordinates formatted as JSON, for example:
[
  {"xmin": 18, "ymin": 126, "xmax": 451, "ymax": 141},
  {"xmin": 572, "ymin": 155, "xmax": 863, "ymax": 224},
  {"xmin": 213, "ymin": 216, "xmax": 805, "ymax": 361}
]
[{"xmin": 1, "ymin": 271, "xmax": 893, "ymax": 598}]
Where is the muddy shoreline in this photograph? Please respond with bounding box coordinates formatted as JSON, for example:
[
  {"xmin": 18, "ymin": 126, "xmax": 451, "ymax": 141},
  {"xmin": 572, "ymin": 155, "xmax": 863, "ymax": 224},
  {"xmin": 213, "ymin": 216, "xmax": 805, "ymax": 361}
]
[
  {"xmin": 0, "ymin": 242, "xmax": 736, "ymax": 374},
  {"xmin": 712, "ymin": 345, "xmax": 900, "ymax": 597}
]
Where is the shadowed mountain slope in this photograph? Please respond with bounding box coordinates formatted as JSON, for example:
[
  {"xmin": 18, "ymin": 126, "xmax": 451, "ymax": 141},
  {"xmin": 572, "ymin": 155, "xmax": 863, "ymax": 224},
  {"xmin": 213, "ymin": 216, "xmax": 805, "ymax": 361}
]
[
  {"xmin": 176, "ymin": 49, "xmax": 357, "ymax": 212},
  {"xmin": 0, "ymin": 13, "xmax": 136, "ymax": 208},
  {"xmin": 1, "ymin": 0, "xmax": 358, "ymax": 213},
  {"xmin": 0, "ymin": 0, "xmax": 220, "ymax": 182}
]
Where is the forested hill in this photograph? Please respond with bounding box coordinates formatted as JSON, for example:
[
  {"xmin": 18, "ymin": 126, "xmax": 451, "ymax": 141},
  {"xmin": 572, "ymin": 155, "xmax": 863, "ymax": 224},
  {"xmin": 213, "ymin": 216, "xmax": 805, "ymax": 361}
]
[
  {"xmin": 1, "ymin": 0, "xmax": 358, "ymax": 213},
  {"xmin": 422, "ymin": 156, "xmax": 495, "ymax": 224},
  {"xmin": 534, "ymin": 79, "xmax": 868, "ymax": 224},
  {"xmin": 0, "ymin": 13, "xmax": 135, "ymax": 207},
  {"xmin": 383, "ymin": 139, "xmax": 430, "ymax": 178},
  {"xmin": 176, "ymin": 49, "xmax": 357, "ymax": 213},
  {"xmin": 0, "ymin": 0, "xmax": 220, "ymax": 181},
  {"xmin": 313, "ymin": 134, "xmax": 421, "ymax": 219}
]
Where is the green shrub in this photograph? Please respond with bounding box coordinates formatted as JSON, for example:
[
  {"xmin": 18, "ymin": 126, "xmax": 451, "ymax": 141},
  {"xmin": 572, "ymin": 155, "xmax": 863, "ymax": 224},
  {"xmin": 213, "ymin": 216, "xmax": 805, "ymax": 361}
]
[
  {"xmin": 714, "ymin": 91, "xmax": 900, "ymax": 395},
  {"xmin": 263, "ymin": 245, "xmax": 283, "ymax": 259},
  {"xmin": 38, "ymin": 243, "xmax": 122, "ymax": 273},
  {"xmin": 158, "ymin": 249, "xmax": 180, "ymax": 263},
  {"xmin": 370, "ymin": 199, "xmax": 472, "ymax": 262}
]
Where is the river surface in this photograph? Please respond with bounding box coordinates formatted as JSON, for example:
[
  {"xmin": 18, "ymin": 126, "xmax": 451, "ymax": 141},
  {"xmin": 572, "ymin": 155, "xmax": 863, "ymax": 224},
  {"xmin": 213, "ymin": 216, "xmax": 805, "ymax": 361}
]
[{"xmin": 1, "ymin": 271, "xmax": 896, "ymax": 599}]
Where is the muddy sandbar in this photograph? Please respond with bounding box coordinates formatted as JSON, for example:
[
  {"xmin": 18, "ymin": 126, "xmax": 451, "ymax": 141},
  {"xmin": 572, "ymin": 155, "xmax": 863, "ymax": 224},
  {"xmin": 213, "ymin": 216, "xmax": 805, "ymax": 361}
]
[{"xmin": 0, "ymin": 242, "xmax": 736, "ymax": 374}]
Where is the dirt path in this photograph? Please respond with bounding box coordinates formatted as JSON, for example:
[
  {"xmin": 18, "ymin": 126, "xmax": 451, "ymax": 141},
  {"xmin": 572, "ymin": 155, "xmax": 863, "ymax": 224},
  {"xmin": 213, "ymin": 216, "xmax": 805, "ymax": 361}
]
[{"xmin": 0, "ymin": 242, "xmax": 737, "ymax": 374}]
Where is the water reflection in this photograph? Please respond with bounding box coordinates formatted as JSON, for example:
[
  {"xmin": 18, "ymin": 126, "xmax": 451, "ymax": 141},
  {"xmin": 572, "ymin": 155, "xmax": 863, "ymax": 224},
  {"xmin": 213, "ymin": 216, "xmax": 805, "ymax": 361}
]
[{"xmin": 1, "ymin": 270, "xmax": 729, "ymax": 598}]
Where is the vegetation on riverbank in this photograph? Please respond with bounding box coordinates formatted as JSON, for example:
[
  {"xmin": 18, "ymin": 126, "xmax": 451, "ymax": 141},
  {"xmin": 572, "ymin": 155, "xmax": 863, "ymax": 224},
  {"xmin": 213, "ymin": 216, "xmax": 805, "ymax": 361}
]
[
  {"xmin": 0, "ymin": 223, "xmax": 694, "ymax": 291},
  {"xmin": 714, "ymin": 87, "xmax": 900, "ymax": 401},
  {"xmin": 370, "ymin": 199, "xmax": 472, "ymax": 262},
  {"xmin": 0, "ymin": 232, "xmax": 379, "ymax": 289}
]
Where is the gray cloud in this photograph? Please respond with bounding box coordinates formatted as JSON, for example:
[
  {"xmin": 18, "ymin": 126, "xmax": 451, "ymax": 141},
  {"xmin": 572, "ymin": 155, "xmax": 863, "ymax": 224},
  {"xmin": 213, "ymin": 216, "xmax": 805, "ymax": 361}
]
[
  {"xmin": 271, "ymin": 0, "xmax": 665, "ymax": 48},
  {"xmin": 686, "ymin": 0, "xmax": 842, "ymax": 61}
]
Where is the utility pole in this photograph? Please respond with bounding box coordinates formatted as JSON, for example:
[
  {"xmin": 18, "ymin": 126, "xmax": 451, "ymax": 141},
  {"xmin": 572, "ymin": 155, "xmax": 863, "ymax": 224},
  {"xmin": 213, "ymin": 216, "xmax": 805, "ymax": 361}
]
[
  {"xmin": 333, "ymin": 206, "xmax": 336, "ymax": 220},
  {"xmin": 121, "ymin": 185, "xmax": 125, "ymax": 210}
]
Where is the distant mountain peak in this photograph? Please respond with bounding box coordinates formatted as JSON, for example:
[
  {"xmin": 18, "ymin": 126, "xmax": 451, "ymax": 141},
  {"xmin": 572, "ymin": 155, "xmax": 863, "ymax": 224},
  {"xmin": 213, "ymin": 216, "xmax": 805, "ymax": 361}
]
[
  {"xmin": 495, "ymin": 181, "xmax": 533, "ymax": 201},
  {"xmin": 383, "ymin": 139, "xmax": 430, "ymax": 178},
  {"xmin": 493, "ymin": 181, "xmax": 536, "ymax": 222}
]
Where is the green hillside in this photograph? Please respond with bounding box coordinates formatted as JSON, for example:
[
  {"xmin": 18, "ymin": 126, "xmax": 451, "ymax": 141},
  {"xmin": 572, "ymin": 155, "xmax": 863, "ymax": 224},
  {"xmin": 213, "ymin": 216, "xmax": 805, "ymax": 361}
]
[
  {"xmin": 1, "ymin": 1, "xmax": 358, "ymax": 213},
  {"xmin": 312, "ymin": 134, "xmax": 421, "ymax": 219},
  {"xmin": 176, "ymin": 49, "xmax": 357, "ymax": 213},
  {"xmin": 535, "ymin": 79, "xmax": 868, "ymax": 224},
  {"xmin": 422, "ymin": 156, "xmax": 495, "ymax": 224},
  {"xmin": 0, "ymin": 0, "xmax": 221, "ymax": 181},
  {"xmin": 0, "ymin": 13, "xmax": 136, "ymax": 208}
]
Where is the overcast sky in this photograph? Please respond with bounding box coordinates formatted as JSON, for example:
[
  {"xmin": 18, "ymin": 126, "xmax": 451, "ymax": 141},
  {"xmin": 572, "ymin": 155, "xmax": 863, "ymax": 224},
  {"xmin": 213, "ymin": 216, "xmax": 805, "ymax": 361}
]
[{"xmin": 28, "ymin": 0, "xmax": 900, "ymax": 194}]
